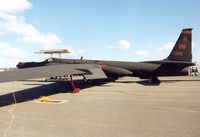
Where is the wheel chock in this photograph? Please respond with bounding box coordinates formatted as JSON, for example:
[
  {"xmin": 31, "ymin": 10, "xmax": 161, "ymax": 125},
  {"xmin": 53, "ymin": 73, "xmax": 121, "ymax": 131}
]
[{"xmin": 39, "ymin": 96, "xmax": 49, "ymax": 102}]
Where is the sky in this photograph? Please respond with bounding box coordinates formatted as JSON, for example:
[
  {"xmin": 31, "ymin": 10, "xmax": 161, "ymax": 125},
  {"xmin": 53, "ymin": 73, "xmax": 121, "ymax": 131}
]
[{"xmin": 0, "ymin": 0, "xmax": 200, "ymax": 67}]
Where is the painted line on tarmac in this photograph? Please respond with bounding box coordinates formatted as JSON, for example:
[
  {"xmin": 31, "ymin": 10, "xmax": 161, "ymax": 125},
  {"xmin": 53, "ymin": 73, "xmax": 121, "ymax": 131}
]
[{"xmin": 34, "ymin": 99, "xmax": 68, "ymax": 105}]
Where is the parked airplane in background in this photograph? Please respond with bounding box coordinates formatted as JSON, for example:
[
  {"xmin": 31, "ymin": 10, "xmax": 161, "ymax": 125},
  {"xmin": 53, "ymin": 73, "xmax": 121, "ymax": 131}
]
[{"xmin": 0, "ymin": 28, "xmax": 198, "ymax": 93}]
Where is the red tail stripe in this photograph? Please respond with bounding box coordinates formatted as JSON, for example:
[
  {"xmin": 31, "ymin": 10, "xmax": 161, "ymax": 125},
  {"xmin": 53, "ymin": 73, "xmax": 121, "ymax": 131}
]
[{"xmin": 182, "ymin": 30, "xmax": 191, "ymax": 34}]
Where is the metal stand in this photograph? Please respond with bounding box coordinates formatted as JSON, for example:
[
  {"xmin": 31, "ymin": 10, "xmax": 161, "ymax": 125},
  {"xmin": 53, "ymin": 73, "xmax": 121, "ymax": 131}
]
[{"xmin": 70, "ymin": 75, "xmax": 80, "ymax": 93}]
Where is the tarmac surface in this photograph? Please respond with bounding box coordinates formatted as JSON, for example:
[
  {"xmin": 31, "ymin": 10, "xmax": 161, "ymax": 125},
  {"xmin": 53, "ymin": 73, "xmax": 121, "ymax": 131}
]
[{"xmin": 0, "ymin": 76, "xmax": 200, "ymax": 137}]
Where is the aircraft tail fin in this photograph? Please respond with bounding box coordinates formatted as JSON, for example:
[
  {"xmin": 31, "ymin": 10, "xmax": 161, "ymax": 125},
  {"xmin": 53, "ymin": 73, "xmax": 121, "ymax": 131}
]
[{"xmin": 166, "ymin": 28, "xmax": 192, "ymax": 62}]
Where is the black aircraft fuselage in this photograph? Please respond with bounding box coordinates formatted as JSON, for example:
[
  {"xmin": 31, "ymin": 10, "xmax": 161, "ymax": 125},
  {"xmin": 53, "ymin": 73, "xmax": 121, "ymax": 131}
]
[
  {"xmin": 16, "ymin": 28, "xmax": 196, "ymax": 83},
  {"xmin": 50, "ymin": 58, "xmax": 194, "ymax": 79}
]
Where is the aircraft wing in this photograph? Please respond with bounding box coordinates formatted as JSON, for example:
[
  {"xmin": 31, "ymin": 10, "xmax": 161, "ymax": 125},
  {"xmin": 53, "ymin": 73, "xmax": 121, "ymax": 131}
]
[{"xmin": 0, "ymin": 64, "xmax": 107, "ymax": 83}]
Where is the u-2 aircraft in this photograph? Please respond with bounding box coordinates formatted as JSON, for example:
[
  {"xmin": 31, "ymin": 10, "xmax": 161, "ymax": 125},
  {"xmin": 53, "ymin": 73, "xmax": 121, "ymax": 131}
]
[{"xmin": 0, "ymin": 28, "xmax": 197, "ymax": 93}]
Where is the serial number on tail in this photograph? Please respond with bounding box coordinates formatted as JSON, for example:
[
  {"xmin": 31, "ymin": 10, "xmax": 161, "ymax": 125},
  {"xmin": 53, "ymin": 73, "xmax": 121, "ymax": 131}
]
[
  {"xmin": 178, "ymin": 44, "xmax": 186, "ymax": 49},
  {"xmin": 172, "ymin": 51, "xmax": 183, "ymax": 56}
]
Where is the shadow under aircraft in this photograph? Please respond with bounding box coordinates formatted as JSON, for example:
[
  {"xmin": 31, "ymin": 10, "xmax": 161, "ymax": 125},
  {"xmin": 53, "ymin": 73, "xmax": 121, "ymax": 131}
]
[{"xmin": 0, "ymin": 78, "xmax": 116, "ymax": 107}]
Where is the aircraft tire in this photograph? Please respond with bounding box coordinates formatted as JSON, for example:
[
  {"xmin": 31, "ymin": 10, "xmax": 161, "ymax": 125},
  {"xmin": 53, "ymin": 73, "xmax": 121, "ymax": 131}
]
[{"xmin": 151, "ymin": 77, "xmax": 159, "ymax": 84}]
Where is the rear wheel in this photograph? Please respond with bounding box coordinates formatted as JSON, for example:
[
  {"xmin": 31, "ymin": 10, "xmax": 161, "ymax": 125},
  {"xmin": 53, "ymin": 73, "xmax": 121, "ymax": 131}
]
[{"xmin": 150, "ymin": 77, "xmax": 160, "ymax": 83}]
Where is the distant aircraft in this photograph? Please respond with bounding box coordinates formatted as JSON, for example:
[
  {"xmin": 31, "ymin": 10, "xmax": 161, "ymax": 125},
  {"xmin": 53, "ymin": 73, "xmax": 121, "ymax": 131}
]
[{"xmin": 0, "ymin": 28, "xmax": 198, "ymax": 93}]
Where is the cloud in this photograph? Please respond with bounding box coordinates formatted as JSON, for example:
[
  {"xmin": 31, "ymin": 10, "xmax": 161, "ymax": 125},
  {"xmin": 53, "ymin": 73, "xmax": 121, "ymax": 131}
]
[
  {"xmin": 22, "ymin": 33, "xmax": 62, "ymax": 48},
  {"xmin": 65, "ymin": 46, "xmax": 85, "ymax": 57},
  {"xmin": 118, "ymin": 40, "xmax": 131, "ymax": 50},
  {"xmin": 0, "ymin": 0, "xmax": 85, "ymax": 67},
  {"xmin": 0, "ymin": 42, "xmax": 32, "ymax": 67},
  {"xmin": 0, "ymin": 42, "xmax": 30, "ymax": 59},
  {"xmin": 109, "ymin": 40, "xmax": 131, "ymax": 50},
  {"xmin": 159, "ymin": 42, "xmax": 175, "ymax": 51},
  {"xmin": 0, "ymin": 0, "xmax": 32, "ymax": 13},
  {"xmin": 134, "ymin": 50, "xmax": 150, "ymax": 56},
  {"xmin": 0, "ymin": 16, "xmax": 39, "ymax": 36},
  {"xmin": 0, "ymin": 0, "xmax": 67, "ymax": 50},
  {"xmin": 0, "ymin": 0, "xmax": 90, "ymax": 68}
]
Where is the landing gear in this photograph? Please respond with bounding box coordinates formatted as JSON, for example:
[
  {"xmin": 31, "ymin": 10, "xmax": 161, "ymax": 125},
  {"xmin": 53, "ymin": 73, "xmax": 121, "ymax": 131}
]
[
  {"xmin": 70, "ymin": 75, "xmax": 80, "ymax": 93},
  {"xmin": 150, "ymin": 77, "xmax": 160, "ymax": 84},
  {"xmin": 82, "ymin": 75, "xmax": 88, "ymax": 82}
]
